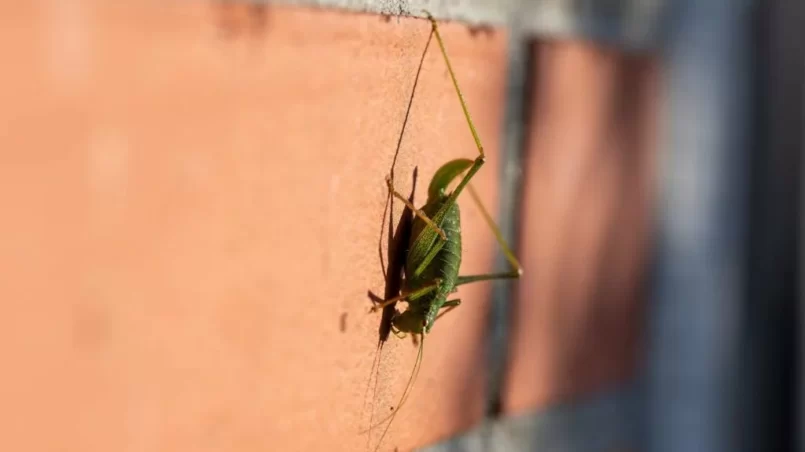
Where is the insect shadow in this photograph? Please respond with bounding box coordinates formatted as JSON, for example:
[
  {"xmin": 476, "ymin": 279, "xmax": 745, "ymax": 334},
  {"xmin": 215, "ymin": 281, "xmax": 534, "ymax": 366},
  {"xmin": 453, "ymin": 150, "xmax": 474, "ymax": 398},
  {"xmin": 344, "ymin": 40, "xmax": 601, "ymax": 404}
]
[
  {"xmin": 368, "ymin": 26, "xmax": 434, "ymax": 345},
  {"xmin": 360, "ymin": 26, "xmax": 433, "ymax": 449},
  {"xmin": 369, "ymin": 167, "xmax": 417, "ymax": 344}
]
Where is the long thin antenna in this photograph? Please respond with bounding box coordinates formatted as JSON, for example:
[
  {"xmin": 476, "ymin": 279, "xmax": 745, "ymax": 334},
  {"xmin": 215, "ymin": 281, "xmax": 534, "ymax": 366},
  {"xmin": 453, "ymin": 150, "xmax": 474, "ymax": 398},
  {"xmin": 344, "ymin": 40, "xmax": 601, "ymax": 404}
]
[{"xmin": 371, "ymin": 335, "xmax": 425, "ymax": 451}]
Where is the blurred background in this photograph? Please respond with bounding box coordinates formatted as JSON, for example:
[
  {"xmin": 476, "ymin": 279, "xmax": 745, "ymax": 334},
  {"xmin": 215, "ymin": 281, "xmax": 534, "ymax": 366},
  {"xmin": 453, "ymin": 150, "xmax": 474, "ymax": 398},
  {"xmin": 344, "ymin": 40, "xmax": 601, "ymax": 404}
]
[{"xmin": 0, "ymin": 1, "xmax": 802, "ymax": 452}]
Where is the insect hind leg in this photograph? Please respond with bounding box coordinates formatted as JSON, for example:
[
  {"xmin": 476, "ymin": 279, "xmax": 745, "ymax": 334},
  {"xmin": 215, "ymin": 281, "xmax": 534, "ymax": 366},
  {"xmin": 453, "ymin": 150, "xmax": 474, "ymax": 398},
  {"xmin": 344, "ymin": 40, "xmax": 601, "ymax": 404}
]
[
  {"xmin": 423, "ymin": 10, "xmax": 484, "ymax": 159},
  {"xmin": 466, "ymin": 184, "xmax": 522, "ymax": 276},
  {"xmin": 434, "ymin": 299, "xmax": 461, "ymax": 322},
  {"xmin": 445, "ymin": 185, "xmax": 522, "ymax": 286},
  {"xmin": 419, "ymin": 12, "xmax": 490, "ymax": 223}
]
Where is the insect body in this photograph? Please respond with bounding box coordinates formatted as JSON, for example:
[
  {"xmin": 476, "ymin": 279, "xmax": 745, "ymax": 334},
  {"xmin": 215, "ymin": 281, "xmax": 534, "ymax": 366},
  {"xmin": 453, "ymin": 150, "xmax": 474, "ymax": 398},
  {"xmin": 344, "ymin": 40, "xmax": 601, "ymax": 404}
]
[
  {"xmin": 388, "ymin": 174, "xmax": 464, "ymax": 335},
  {"xmin": 368, "ymin": 11, "xmax": 522, "ymax": 452}
]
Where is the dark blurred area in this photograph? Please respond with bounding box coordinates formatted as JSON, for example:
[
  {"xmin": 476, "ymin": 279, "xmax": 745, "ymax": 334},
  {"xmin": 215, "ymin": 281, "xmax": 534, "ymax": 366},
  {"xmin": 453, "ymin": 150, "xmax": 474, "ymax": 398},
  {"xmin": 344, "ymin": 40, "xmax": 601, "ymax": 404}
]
[
  {"xmin": 741, "ymin": 1, "xmax": 802, "ymax": 451},
  {"xmin": 652, "ymin": 1, "xmax": 802, "ymax": 451},
  {"xmin": 433, "ymin": 1, "xmax": 805, "ymax": 451}
]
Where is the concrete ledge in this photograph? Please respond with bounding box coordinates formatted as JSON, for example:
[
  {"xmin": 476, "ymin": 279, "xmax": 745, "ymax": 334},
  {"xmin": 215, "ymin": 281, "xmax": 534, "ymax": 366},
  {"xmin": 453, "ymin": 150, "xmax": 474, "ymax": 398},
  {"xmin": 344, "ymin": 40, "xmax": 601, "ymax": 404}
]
[
  {"xmin": 421, "ymin": 382, "xmax": 641, "ymax": 452},
  {"xmin": 271, "ymin": 0, "xmax": 670, "ymax": 51},
  {"xmin": 271, "ymin": 0, "xmax": 513, "ymax": 26}
]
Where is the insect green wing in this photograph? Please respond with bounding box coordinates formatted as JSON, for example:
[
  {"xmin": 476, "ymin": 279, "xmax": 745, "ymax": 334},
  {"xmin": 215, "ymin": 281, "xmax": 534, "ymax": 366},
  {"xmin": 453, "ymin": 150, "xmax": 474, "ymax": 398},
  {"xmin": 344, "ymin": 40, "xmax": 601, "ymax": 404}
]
[{"xmin": 407, "ymin": 158, "xmax": 479, "ymax": 272}]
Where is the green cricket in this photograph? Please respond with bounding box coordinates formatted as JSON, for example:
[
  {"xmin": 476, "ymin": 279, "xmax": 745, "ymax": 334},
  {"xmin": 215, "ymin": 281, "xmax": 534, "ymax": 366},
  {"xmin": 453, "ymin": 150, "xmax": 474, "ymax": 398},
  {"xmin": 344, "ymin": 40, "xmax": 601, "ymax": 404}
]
[{"xmin": 368, "ymin": 11, "xmax": 522, "ymax": 452}]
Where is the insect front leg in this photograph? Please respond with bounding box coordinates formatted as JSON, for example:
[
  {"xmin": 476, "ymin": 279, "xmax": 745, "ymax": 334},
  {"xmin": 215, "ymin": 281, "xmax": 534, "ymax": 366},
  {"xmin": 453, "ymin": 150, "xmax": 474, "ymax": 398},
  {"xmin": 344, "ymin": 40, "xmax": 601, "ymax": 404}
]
[
  {"xmin": 369, "ymin": 279, "xmax": 442, "ymax": 312},
  {"xmin": 391, "ymin": 325, "xmax": 407, "ymax": 339},
  {"xmin": 386, "ymin": 175, "xmax": 446, "ymax": 240}
]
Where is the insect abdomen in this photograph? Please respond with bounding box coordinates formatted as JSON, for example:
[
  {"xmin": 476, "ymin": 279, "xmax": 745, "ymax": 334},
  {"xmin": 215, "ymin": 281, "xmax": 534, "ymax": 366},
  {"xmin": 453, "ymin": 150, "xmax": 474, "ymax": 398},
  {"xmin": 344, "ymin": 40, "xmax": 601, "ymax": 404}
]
[
  {"xmin": 406, "ymin": 199, "xmax": 462, "ymax": 293},
  {"xmin": 436, "ymin": 204, "xmax": 462, "ymax": 287}
]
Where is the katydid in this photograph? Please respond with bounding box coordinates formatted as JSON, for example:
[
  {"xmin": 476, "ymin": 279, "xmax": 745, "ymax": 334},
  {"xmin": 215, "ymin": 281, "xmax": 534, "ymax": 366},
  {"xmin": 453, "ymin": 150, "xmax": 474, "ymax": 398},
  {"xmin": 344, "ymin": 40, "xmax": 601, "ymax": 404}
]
[{"xmin": 368, "ymin": 11, "xmax": 522, "ymax": 452}]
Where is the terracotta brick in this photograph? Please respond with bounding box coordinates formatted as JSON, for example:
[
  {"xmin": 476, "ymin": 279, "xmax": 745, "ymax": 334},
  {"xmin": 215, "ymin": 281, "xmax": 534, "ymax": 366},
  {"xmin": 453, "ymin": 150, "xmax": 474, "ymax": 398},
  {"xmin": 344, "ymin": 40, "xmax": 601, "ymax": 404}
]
[
  {"xmin": 502, "ymin": 43, "xmax": 656, "ymax": 415},
  {"xmin": 0, "ymin": 2, "xmax": 508, "ymax": 451}
]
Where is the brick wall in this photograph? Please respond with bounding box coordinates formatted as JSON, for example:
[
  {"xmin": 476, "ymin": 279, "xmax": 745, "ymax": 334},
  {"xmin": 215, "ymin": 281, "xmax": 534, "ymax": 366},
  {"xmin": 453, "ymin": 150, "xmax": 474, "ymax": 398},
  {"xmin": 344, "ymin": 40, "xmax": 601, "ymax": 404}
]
[{"xmin": 0, "ymin": 2, "xmax": 514, "ymax": 451}]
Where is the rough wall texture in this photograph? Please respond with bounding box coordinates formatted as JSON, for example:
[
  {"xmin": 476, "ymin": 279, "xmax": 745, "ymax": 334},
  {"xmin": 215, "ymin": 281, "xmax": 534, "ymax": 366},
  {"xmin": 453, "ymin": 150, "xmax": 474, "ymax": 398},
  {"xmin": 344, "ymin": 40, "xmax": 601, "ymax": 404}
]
[
  {"xmin": 0, "ymin": 2, "xmax": 508, "ymax": 451},
  {"xmin": 277, "ymin": 0, "xmax": 513, "ymax": 26}
]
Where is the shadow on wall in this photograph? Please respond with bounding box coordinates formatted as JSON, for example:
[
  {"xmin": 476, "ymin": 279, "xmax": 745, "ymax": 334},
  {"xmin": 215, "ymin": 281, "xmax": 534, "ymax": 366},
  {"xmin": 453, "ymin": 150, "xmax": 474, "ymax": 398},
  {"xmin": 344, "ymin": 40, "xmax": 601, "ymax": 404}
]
[
  {"xmin": 213, "ymin": 0, "xmax": 272, "ymax": 40},
  {"xmin": 370, "ymin": 24, "xmax": 435, "ymax": 346}
]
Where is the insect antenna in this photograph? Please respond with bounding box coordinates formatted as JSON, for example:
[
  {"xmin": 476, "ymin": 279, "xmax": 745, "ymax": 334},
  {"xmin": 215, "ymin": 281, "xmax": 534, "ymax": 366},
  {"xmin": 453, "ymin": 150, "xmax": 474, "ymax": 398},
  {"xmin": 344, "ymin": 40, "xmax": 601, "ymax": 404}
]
[
  {"xmin": 362, "ymin": 338, "xmax": 386, "ymax": 449},
  {"xmin": 370, "ymin": 334, "xmax": 425, "ymax": 451}
]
